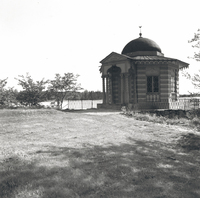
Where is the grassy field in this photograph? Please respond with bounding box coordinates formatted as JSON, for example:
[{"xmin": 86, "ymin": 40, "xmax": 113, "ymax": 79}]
[{"xmin": 0, "ymin": 109, "xmax": 200, "ymax": 198}]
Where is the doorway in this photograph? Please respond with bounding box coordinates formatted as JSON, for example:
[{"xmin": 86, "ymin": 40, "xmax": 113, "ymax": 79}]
[{"xmin": 108, "ymin": 66, "xmax": 121, "ymax": 104}]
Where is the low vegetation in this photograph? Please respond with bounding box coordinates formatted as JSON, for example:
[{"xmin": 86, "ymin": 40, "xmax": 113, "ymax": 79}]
[
  {"xmin": 122, "ymin": 108, "xmax": 200, "ymax": 131},
  {"xmin": 0, "ymin": 109, "xmax": 200, "ymax": 198}
]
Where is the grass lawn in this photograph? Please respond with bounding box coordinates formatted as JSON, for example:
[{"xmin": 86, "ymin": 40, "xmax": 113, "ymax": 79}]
[{"xmin": 0, "ymin": 109, "xmax": 200, "ymax": 198}]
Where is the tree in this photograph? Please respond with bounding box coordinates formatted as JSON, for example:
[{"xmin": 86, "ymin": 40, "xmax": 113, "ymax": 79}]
[
  {"xmin": 188, "ymin": 29, "xmax": 200, "ymax": 62},
  {"xmin": 0, "ymin": 78, "xmax": 18, "ymax": 107},
  {"xmin": 0, "ymin": 78, "xmax": 7, "ymax": 89},
  {"xmin": 48, "ymin": 73, "xmax": 82, "ymax": 109},
  {"xmin": 183, "ymin": 29, "xmax": 200, "ymax": 91},
  {"xmin": 183, "ymin": 72, "xmax": 200, "ymax": 90},
  {"xmin": 80, "ymin": 90, "xmax": 103, "ymax": 100},
  {"xmin": 81, "ymin": 90, "xmax": 90, "ymax": 100},
  {"xmin": 3, "ymin": 88, "xmax": 18, "ymax": 107},
  {"xmin": 15, "ymin": 73, "xmax": 48, "ymax": 106},
  {"xmin": 0, "ymin": 78, "xmax": 8, "ymax": 105}
]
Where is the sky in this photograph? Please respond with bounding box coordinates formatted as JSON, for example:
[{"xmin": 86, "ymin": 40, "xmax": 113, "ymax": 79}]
[{"xmin": 0, "ymin": 0, "xmax": 199, "ymax": 94}]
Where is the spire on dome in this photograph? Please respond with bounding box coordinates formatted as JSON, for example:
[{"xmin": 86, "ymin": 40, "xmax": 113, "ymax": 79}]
[{"xmin": 139, "ymin": 26, "xmax": 142, "ymax": 37}]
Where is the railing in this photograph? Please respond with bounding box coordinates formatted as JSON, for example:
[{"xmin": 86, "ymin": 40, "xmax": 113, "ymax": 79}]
[
  {"xmin": 43, "ymin": 98, "xmax": 200, "ymax": 111},
  {"xmin": 130, "ymin": 98, "xmax": 200, "ymax": 111},
  {"xmin": 169, "ymin": 98, "xmax": 200, "ymax": 110},
  {"xmin": 146, "ymin": 93, "xmax": 160, "ymax": 102},
  {"xmin": 65, "ymin": 98, "xmax": 199, "ymax": 110},
  {"xmin": 44, "ymin": 100, "xmax": 103, "ymax": 110},
  {"xmin": 64, "ymin": 100, "xmax": 103, "ymax": 110}
]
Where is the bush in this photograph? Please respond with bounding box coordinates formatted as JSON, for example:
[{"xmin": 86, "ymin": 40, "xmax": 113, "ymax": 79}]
[
  {"xmin": 191, "ymin": 117, "xmax": 200, "ymax": 127},
  {"xmin": 121, "ymin": 107, "xmax": 200, "ymax": 130}
]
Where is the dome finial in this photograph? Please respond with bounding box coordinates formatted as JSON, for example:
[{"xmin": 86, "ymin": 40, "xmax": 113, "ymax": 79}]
[{"xmin": 139, "ymin": 26, "xmax": 142, "ymax": 37}]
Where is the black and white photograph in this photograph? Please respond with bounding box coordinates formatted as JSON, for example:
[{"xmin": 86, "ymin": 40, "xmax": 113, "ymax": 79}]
[{"xmin": 0, "ymin": 0, "xmax": 200, "ymax": 197}]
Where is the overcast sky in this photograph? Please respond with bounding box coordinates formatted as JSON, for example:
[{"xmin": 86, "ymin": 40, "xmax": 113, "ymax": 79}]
[{"xmin": 0, "ymin": 0, "xmax": 199, "ymax": 94}]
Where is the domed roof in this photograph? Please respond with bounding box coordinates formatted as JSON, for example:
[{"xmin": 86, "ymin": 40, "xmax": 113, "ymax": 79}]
[{"xmin": 122, "ymin": 37, "xmax": 162, "ymax": 55}]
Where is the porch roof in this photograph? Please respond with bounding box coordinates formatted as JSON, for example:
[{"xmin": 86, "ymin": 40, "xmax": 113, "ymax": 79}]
[{"xmin": 129, "ymin": 56, "xmax": 189, "ymax": 69}]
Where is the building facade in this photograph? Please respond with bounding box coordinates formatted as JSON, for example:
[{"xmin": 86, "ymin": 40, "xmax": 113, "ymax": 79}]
[{"xmin": 98, "ymin": 35, "xmax": 189, "ymax": 110}]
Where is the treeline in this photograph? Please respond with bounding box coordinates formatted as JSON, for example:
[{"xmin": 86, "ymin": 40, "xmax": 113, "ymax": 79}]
[
  {"xmin": 0, "ymin": 73, "xmax": 102, "ymax": 109},
  {"xmin": 64, "ymin": 90, "xmax": 103, "ymax": 100},
  {"xmin": 44, "ymin": 90, "xmax": 103, "ymax": 101},
  {"xmin": 180, "ymin": 93, "xmax": 200, "ymax": 97}
]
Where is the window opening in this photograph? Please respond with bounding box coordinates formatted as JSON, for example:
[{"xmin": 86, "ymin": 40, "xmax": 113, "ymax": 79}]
[{"xmin": 147, "ymin": 76, "xmax": 159, "ymax": 93}]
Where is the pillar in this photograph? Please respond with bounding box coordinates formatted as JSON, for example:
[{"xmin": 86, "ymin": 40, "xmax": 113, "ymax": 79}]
[
  {"xmin": 133, "ymin": 64, "xmax": 137, "ymax": 104},
  {"xmin": 108, "ymin": 73, "xmax": 113, "ymax": 104},
  {"xmin": 124, "ymin": 72, "xmax": 129, "ymax": 104},
  {"xmin": 106, "ymin": 75, "xmax": 109, "ymax": 104},
  {"xmin": 121, "ymin": 73, "xmax": 124, "ymax": 104},
  {"xmin": 102, "ymin": 75, "xmax": 106, "ymax": 104},
  {"xmin": 128, "ymin": 70, "xmax": 134, "ymax": 103}
]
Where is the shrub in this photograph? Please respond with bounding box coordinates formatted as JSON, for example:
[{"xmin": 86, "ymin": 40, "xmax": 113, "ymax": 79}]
[{"xmin": 191, "ymin": 117, "xmax": 200, "ymax": 127}]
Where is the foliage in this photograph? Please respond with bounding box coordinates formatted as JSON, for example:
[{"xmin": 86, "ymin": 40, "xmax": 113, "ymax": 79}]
[
  {"xmin": 183, "ymin": 72, "xmax": 200, "ymax": 90},
  {"xmin": 188, "ymin": 29, "xmax": 200, "ymax": 62},
  {"xmin": 67, "ymin": 90, "xmax": 103, "ymax": 100},
  {"xmin": 183, "ymin": 29, "xmax": 200, "ymax": 91},
  {"xmin": 16, "ymin": 91, "xmax": 45, "ymax": 107},
  {"xmin": 0, "ymin": 78, "xmax": 7, "ymax": 90},
  {"xmin": 122, "ymin": 108, "xmax": 200, "ymax": 131},
  {"xmin": 3, "ymin": 88, "xmax": 18, "ymax": 107},
  {"xmin": 0, "ymin": 78, "xmax": 8, "ymax": 105},
  {"xmin": 44, "ymin": 90, "xmax": 103, "ymax": 101},
  {"xmin": 80, "ymin": 90, "xmax": 103, "ymax": 100},
  {"xmin": 1, "ymin": 73, "xmax": 102, "ymax": 109},
  {"xmin": 48, "ymin": 73, "xmax": 82, "ymax": 109},
  {"xmin": 15, "ymin": 73, "xmax": 48, "ymax": 106},
  {"xmin": 0, "ymin": 78, "xmax": 18, "ymax": 107},
  {"xmin": 180, "ymin": 93, "xmax": 200, "ymax": 97}
]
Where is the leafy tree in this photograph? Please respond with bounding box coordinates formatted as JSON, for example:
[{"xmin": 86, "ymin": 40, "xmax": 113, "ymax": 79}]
[
  {"xmin": 183, "ymin": 29, "xmax": 200, "ymax": 91},
  {"xmin": 0, "ymin": 78, "xmax": 18, "ymax": 107},
  {"xmin": 70, "ymin": 92, "xmax": 82, "ymax": 100},
  {"xmin": 48, "ymin": 73, "xmax": 82, "ymax": 109},
  {"xmin": 188, "ymin": 29, "xmax": 200, "ymax": 62},
  {"xmin": 80, "ymin": 90, "xmax": 103, "ymax": 100},
  {"xmin": 81, "ymin": 90, "xmax": 90, "ymax": 100},
  {"xmin": 91, "ymin": 91, "xmax": 103, "ymax": 100},
  {"xmin": 15, "ymin": 73, "xmax": 48, "ymax": 106},
  {"xmin": 0, "ymin": 78, "xmax": 7, "ymax": 89},
  {"xmin": 183, "ymin": 72, "xmax": 200, "ymax": 90},
  {"xmin": 0, "ymin": 78, "xmax": 8, "ymax": 105},
  {"xmin": 4, "ymin": 88, "xmax": 18, "ymax": 107}
]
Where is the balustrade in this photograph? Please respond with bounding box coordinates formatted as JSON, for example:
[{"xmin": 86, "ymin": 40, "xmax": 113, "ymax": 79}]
[{"xmin": 146, "ymin": 93, "xmax": 160, "ymax": 102}]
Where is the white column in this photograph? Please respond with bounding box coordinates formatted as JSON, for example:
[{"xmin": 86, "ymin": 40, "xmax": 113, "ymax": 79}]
[
  {"xmin": 133, "ymin": 64, "xmax": 137, "ymax": 104},
  {"xmin": 106, "ymin": 75, "xmax": 109, "ymax": 104},
  {"xmin": 102, "ymin": 75, "xmax": 106, "ymax": 104},
  {"xmin": 124, "ymin": 72, "xmax": 129, "ymax": 104},
  {"xmin": 121, "ymin": 73, "xmax": 124, "ymax": 104},
  {"xmin": 109, "ymin": 74, "xmax": 113, "ymax": 104}
]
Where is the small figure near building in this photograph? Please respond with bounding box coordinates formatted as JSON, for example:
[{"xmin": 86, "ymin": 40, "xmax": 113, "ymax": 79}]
[{"xmin": 98, "ymin": 31, "xmax": 189, "ymax": 110}]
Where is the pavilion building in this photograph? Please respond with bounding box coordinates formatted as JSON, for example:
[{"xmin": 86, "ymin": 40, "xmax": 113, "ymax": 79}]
[{"xmin": 98, "ymin": 33, "xmax": 189, "ymax": 110}]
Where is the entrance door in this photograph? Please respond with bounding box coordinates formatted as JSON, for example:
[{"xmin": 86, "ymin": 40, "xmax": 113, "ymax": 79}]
[
  {"xmin": 112, "ymin": 73, "xmax": 121, "ymax": 104},
  {"xmin": 108, "ymin": 66, "xmax": 121, "ymax": 104}
]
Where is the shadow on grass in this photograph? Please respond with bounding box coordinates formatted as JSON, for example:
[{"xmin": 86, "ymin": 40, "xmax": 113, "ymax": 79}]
[
  {"xmin": 177, "ymin": 133, "xmax": 200, "ymax": 151},
  {"xmin": 1, "ymin": 137, "xmax": 200, "ymax": 198}
]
